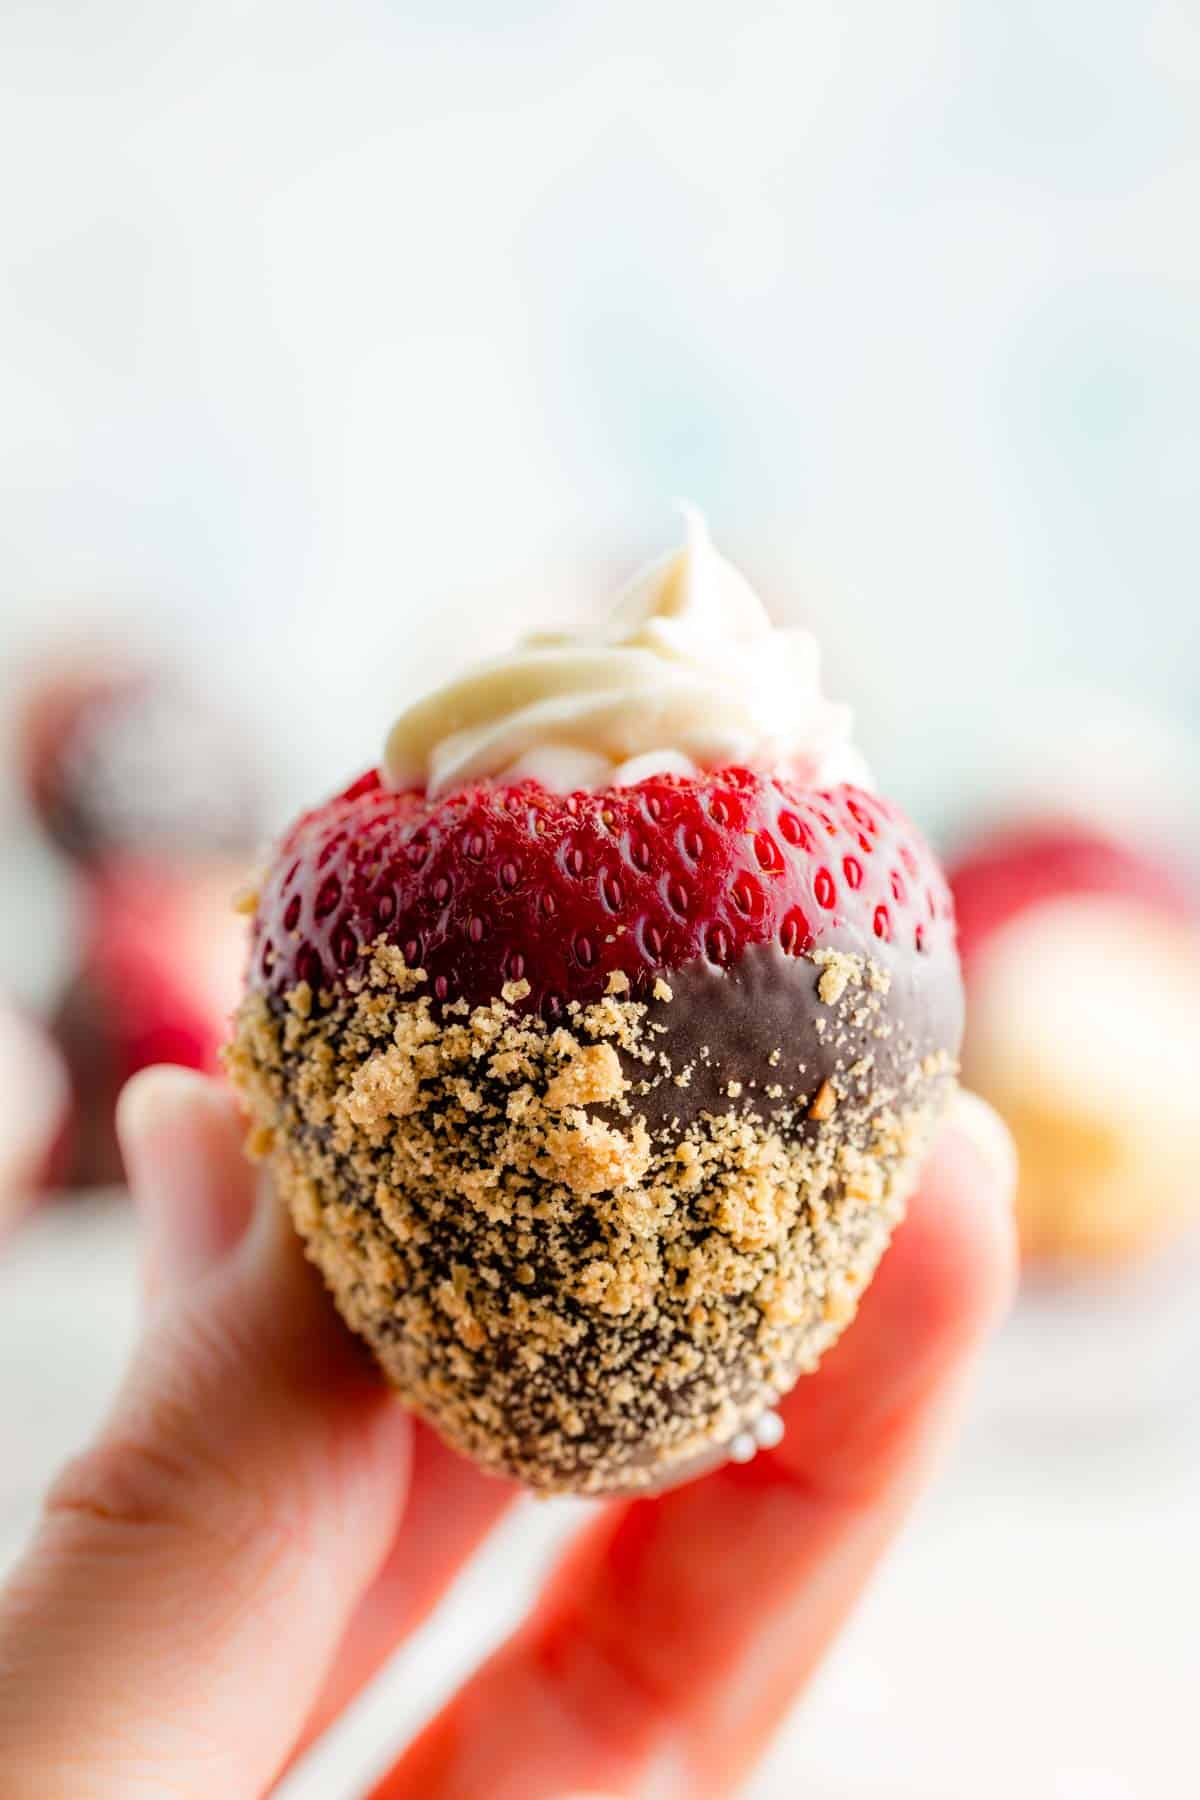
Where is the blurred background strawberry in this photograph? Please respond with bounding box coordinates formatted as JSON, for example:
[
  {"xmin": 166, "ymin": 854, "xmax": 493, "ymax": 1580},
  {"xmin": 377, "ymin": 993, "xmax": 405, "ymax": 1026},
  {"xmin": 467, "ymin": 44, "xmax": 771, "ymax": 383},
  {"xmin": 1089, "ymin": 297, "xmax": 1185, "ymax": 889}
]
[{"xmin": 8, "ymin": 652, "xmax": 261, "ymax": 1188}]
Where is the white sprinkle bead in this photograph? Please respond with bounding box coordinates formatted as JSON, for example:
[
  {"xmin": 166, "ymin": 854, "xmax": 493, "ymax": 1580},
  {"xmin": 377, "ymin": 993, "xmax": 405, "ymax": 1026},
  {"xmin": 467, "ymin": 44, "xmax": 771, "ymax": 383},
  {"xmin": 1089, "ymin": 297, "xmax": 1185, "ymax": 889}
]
[
  {"xmin": 753, "ymin": 1409, "xmax": 785, "ymax": 1451},
  {"xmin": 726, "ymin": 1409, "xmax": 786, "ymax": 1465}
]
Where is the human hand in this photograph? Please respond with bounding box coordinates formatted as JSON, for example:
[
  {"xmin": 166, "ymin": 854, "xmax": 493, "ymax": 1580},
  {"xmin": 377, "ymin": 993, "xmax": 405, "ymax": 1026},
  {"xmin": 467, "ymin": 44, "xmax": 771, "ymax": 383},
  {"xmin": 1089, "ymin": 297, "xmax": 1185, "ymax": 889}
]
[{"xmin": 0, "ymin": 1067, "xmax": 1015, "ymax": 1799}]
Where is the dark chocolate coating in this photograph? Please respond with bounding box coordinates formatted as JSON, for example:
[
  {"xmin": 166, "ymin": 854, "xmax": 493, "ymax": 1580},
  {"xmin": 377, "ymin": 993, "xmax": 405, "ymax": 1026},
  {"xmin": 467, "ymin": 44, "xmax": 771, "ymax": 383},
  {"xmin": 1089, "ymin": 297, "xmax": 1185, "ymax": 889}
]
[{"xmin": 629, "ymin": 929, "xmax": 964, "ymax": 1134}]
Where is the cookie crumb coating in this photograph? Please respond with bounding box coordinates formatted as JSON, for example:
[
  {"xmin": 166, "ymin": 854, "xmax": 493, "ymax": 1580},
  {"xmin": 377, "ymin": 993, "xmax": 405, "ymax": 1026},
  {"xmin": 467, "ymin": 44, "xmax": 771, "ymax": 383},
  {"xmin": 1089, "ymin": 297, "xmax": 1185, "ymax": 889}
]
[{"xmin": 227, "ymin": 937, "xmax": 957, "ymax": 1495}]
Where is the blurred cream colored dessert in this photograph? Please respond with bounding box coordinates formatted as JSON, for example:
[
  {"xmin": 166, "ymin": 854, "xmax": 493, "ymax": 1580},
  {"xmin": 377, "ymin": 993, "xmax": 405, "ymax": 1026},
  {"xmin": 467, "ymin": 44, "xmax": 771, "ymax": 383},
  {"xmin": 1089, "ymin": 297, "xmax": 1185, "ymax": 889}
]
[{"xmin": 951, "ymin": 823, "xmax": 1200, "ymax": 1264}]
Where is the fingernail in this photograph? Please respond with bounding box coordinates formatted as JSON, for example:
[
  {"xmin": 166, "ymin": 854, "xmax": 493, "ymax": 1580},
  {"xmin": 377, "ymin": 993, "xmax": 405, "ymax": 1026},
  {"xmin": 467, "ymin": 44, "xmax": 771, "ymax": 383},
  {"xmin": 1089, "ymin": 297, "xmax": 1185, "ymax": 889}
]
[
  {"xmin": 944, "ymin": 1088, "xmax": 1019, "ymax": 1199},
  {"xmin": 117, "ymin": 1066, "xmax": 243, "ymax": 1291}
]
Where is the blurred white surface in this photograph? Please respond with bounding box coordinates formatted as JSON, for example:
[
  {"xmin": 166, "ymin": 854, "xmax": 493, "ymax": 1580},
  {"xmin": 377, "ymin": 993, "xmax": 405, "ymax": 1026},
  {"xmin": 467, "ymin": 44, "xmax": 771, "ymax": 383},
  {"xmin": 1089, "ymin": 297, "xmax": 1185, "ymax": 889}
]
[
  {"xmin": 2, "ymin": 0, "xmax": 1198, "ymax": 835},
  {"xmin": 2, "ymin": 1195, "xmax": 1197, "ymax": 1800}
]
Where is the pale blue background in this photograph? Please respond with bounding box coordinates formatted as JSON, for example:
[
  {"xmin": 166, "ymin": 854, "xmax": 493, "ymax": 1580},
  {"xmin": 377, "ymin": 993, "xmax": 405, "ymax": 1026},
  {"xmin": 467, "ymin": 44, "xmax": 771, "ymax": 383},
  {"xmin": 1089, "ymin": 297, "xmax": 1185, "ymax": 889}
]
[{"xmin": 2, "ymin": 0, "xmax": 1197, "ymax": 838}]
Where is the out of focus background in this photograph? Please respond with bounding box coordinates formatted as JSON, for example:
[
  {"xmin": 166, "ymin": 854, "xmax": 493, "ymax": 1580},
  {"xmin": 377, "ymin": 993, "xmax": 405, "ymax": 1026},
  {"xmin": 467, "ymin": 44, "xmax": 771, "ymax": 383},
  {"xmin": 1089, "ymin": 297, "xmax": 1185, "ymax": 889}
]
[{"xmin": 2, "ymin": 5, "xmax": 1199, "ymax": 1796}]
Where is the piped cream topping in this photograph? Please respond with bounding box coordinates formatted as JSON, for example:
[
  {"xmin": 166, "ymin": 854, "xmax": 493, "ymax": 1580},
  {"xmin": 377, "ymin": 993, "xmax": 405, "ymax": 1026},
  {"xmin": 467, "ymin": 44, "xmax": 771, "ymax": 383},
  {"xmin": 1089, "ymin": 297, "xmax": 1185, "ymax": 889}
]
[{"xmin": 383, "ymin": 507, "xmax": 868, "ymax": 796}]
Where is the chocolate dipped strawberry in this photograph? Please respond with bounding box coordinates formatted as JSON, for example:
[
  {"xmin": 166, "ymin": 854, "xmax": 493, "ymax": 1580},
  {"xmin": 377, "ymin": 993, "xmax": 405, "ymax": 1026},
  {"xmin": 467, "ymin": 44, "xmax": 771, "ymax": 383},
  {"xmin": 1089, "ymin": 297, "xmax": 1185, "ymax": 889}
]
[{"xmin": 229, "ymin": 515, "xmax": 963, "ymax": 1494}]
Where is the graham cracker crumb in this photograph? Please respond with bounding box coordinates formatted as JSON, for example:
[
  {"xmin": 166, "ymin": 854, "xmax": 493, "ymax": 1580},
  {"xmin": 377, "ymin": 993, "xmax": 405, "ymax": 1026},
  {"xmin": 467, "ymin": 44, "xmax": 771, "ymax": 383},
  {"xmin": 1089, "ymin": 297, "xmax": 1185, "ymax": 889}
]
[
  {"xmin": 814, "ymin": 948, "xmax": 863, "ymax": 1008},
  {"xmin": 809, "ymin": 1079, "xmax": 838, "ymax": 1121},
  {"xmin": 225, "ymin": 938, "xmax": 954, "ymax": 1496},
  {"xmin": 543, "ymin": 1042, "xmax": 627, "ymax": 1111},
  {"xmin": 288, "ymin": 981, "xmax": 313, "ymax": 1020}
]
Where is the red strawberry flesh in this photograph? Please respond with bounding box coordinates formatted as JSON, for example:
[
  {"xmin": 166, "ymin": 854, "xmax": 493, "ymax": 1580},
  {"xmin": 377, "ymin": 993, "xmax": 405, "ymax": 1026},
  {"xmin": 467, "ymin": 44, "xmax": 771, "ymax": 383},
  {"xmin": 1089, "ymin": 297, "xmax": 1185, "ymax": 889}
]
[{"xmin": 250, "ymin": 767, "xmax": 955, "ymax": 1017}]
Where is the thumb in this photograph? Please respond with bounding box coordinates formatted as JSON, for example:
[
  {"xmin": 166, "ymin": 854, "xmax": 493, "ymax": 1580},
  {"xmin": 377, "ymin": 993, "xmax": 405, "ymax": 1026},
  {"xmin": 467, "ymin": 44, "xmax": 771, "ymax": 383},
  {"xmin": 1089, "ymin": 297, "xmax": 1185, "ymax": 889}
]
[{"xmin": 0, "ymin": 1068, "xmax": 412, "ymax": 1800}]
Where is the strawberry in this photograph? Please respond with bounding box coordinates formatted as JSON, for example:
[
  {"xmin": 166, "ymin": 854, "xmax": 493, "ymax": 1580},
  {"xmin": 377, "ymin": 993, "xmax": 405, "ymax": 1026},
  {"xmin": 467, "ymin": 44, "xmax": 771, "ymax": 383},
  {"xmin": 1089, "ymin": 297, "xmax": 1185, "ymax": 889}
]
[
  {"xmin": 250, "ymin": 766, "xmax": 954, "ymax": 1014},
  {"xmin": 52, "ymin": 860, "xmax": 251, "ymax": 1188},
  {"xmin": 950, "ymin": 821, "xmax": 1197, "ymax": 974},
  {"xmin": 234, "ymin": 765, "xmax": 962, "ymax": 1496},
  {"xmin": 82, "ymin": 860, "xmax": 248, "ymax": 1078}
]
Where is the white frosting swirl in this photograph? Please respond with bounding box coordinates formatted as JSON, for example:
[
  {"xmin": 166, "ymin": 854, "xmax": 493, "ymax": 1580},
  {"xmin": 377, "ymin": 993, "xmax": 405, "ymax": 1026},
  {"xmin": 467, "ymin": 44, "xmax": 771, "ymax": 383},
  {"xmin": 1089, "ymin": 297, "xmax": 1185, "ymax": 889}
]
[{"xmin": 383, "ymin": 508, "xmax": 867, "ymax": 797}]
